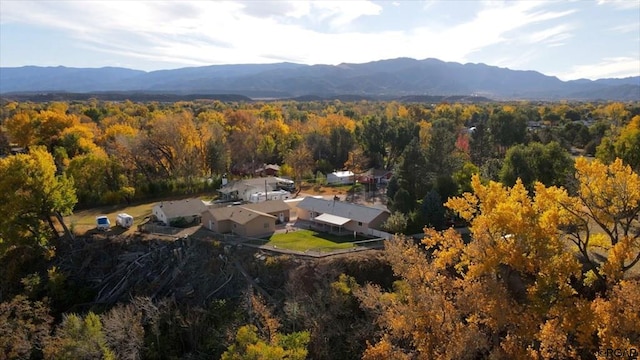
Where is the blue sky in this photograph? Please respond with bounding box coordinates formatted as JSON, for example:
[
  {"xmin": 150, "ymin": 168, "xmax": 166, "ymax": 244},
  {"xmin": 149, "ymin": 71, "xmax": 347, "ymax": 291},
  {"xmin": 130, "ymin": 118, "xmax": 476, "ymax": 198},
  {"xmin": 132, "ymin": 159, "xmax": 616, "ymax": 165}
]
[{"xmin": 1, "ymin": 0, "xmax": 638, "ymax": 80}]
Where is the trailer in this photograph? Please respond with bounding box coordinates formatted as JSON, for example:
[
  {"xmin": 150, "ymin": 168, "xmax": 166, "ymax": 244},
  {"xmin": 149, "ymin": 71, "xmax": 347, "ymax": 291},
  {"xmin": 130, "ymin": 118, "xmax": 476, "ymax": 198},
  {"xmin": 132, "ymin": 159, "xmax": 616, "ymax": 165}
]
[{"xmin": 116, "ymin": 213, "xmax": 134, "ymax": 229}]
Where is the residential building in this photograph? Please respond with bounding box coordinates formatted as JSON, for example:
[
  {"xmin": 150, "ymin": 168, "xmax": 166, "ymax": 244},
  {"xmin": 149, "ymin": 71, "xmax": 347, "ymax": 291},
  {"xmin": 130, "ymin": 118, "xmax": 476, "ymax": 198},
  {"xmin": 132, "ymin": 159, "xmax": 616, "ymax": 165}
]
[
  {"xmin": 296, "ymin": 197, "xmax": 390, "ymax": 235},
  {"xmin": 152, "ymin": 198, "xmax": 207, "ymax": 226},
  {"xmin": 326, "ymin": 171, "xmax": 355, "ymax": 185},
  {"xmin": 202, "ymin": 199, "xmax": 292, "ymax": 237}
]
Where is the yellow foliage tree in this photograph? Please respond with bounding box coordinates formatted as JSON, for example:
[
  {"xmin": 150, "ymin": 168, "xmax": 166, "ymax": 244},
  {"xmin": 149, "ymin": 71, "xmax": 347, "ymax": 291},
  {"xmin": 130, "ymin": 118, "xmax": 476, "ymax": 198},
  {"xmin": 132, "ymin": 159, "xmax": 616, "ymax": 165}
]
[
  {"xmin": 360, "ymin": 158, "xmax": 640, "ymax": 358},
  {"xmin": 537, "ymin": 157, "xmax": 640, "ymax": 285}
]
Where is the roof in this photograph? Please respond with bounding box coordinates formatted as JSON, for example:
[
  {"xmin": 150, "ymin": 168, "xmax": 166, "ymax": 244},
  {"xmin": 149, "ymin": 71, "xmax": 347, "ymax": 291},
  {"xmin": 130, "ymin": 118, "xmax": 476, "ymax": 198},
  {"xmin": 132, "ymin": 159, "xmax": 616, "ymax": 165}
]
[
  {"xmin": 255, "ymin": 164, "xmax": 281, "ymax": 172},
  {"xmin": 218, "ymin": 176, "xmax": 282, "ymax": 194},
  {"xmin": 297, "ymin": 197, "xmax": 389, "ymax": 224},
  {"xmin": 315, "ymin": 213, "xmax": 350, "ymax": 226},
  {"xmin": 329, "ymin": 171, "xmax": 354, "ymax": 177},
  {"xmin": 155, "ymin": 199, "xmax": 207, "ymax": 219},
  {"xmin": 228, "ymin": 208, "xmax": 275, "ymax": 225},
  {"xmin": 361, "ymin": 168, "xmax": 393, "ymax": 177},
  {"xmin": 241, "ymin": 199, "xmax": 291, "ymax": 214},
  {"xmin": 206, "ymin": 206, "xmax": 276, "ymax": 225}
]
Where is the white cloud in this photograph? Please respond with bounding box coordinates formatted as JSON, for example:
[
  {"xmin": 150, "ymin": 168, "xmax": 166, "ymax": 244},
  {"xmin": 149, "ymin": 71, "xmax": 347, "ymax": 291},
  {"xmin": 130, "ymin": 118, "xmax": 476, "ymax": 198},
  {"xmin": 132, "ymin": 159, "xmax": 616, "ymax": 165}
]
[
  {"xmin": 310, "ymin": 1, "xmax": 382, "ymax": 28},
  {"xmin": 528, "ymin": 24, "xmax": 573, "ymax": 46},
  {"xmin": 597, "ymin": 0, "xmax": 640, "ymax": 10},
  {"xmin": 555, "ymin": 57, "xmax": 640, "ymax": 80},
  {"xmin": 609, "ymin": 22, "xmax": 640, "ymax": 33}
]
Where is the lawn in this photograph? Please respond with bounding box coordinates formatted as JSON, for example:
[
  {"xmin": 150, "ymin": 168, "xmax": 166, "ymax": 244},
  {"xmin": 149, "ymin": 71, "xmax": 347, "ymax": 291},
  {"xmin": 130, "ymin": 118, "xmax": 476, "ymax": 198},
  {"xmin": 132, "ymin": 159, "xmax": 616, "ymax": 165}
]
[
  {"xmin": 265, "ymin": 229, "xmax": 370, "ymax": 252},
  {"xmin": 65, "ymin": 202, "xmax": 156, "ymax": 235}
]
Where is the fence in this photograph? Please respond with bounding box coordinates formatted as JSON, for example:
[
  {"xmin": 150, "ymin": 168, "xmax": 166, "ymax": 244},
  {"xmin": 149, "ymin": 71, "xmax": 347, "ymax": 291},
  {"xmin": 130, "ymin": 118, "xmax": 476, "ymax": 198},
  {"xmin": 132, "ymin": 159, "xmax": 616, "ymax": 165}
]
[
  {"xmin": 367, "ymin": 228, "xmax": 393, "ymax": 240},
  {"xmin": 139, "ymin": 223, "xmax": 183, "ymax": 236}
]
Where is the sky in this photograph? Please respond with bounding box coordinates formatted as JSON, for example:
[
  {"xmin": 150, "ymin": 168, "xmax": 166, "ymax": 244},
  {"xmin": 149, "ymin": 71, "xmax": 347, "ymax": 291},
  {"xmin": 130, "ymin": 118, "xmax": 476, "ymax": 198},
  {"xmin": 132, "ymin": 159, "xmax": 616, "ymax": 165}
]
[{"xmin": 0, "ymin": 0, "xmax": 639, "ymax": 81}]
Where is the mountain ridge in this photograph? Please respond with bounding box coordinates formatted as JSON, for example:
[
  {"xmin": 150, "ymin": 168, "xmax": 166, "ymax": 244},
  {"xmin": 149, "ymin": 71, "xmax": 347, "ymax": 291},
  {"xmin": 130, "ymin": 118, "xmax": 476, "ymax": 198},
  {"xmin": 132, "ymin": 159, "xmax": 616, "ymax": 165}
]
[{"xmin": 1, "ymin": 58, "xmax": 638, "ymax": 100}]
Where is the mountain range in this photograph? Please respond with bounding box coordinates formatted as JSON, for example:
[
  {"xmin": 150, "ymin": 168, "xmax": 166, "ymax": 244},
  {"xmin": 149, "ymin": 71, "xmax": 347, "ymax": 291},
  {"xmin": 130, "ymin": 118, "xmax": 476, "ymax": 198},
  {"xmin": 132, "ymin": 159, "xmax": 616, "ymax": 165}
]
[{"xmin": 1, "ymin": 58, "xmax": 638, "ymax": 101}]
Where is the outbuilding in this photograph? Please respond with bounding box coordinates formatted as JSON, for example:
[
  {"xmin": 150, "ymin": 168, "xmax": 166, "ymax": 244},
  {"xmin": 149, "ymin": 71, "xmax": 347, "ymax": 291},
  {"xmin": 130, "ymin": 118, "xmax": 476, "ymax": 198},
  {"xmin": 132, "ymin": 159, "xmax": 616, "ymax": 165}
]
[{"xmin": 326, "ymin": 171, "xmax": 355, "ymax": 185}]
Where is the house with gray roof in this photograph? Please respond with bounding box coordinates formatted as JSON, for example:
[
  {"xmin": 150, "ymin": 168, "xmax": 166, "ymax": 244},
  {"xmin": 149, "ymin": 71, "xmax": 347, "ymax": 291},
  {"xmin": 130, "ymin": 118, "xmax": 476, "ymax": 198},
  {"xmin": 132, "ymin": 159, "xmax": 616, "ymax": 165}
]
[
  {"xmin": 152, "ymin": 198, "xmax": 208, "ymax": 226},
  {"xmin": 296, "ymin": 197, "xmax": 390, "ymax": 235},
  {"xmin": 202, "ymin": 199, "xmax": 292, "ymax": 238}
]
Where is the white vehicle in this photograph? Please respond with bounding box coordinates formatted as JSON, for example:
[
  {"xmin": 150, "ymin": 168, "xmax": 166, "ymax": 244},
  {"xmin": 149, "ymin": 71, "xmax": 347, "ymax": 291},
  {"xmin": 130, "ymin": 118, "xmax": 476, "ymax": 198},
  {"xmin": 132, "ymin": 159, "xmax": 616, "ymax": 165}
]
[
  {"xmin": 116, "ymin": 213, "xmax": 134, "ymax": 229},
  {"xmin": 96, "ymin": 216, "xmax": 110, "ymax": 231}
]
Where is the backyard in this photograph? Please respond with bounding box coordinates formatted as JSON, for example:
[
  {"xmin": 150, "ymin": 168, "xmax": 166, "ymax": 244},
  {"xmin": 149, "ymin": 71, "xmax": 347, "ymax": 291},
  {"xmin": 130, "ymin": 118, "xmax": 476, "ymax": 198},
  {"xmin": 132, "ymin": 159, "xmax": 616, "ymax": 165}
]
[{"xmin": 265, "ymin": 229, "xmax": 373, "ymax": 252}]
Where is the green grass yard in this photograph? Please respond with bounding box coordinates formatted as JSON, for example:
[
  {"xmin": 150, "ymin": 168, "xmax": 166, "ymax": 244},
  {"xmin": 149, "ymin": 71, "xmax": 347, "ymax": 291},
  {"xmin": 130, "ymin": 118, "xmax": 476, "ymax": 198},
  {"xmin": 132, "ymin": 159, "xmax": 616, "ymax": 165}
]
[{"xmin": 266, "ymin": 229, "xmax": 371, "ymax": 252}]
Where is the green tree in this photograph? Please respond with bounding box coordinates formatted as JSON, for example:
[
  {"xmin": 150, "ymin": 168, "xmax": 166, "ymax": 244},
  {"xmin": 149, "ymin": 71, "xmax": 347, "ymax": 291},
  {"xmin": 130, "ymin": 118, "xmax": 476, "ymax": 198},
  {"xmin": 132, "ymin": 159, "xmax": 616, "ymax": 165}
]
[
  {"xmin": 424, "ymin": 118, "xmax": 460, "ymax": 176},
  {"xmin": 221, "ymin": 325, "xmax": 310, "ymax": 360},
  {"xmin": 489, "ymin": 109, "xmax": 527, "ymax": 150},
  {"xmin": 382, "ymin": 212, "xmax": 409, "ymax": 234},
  {"xmin": 500, "ymin": 142, "xmax": 574, "ymax": 189},
  {"xmin": 44, "ymin": 312, "xmax": 116, "ymax": 359},
  {"xmin": 422, "ymin": 189, "xmax": 447, "ymax": 230},
  {"xmin": 356, "ymin": 115, "xmax": 388, "ymax": 169}
]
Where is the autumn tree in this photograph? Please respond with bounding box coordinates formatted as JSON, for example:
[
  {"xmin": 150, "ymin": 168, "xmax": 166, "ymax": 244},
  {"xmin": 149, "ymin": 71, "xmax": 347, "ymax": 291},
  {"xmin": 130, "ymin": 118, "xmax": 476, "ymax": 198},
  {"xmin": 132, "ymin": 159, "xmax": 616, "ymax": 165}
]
[
  {"xmin": 539, "ymin": 157, "xmax": 640, "ymax": 286},
  {"xmin": 344, "ymin": 146, "xmax": 369, "ymax": 201},
  {"xmin": 0, "ymin": 146, "xmax": 76, "ymax": 255},
  {"xmin": 597, "ymin": 115, "xmax": 640, "ymax": 171},
  {"xmin": 284, "ymin": 144, "xmax": 314, "ymax": 194},
  {"xmin": 5, "ymin": 111, "xmax": 38, "ymax": 148},
  {"xmin": 101, "ymin": 304, "xmax": 145, "ymax": 360},
  {"xmin": 360, "ymin": 159, "xmax": 640, "ymax": 358},
  {"xmin": 0, "ymin": 295, "xmax": 53, "ymax": 359}
]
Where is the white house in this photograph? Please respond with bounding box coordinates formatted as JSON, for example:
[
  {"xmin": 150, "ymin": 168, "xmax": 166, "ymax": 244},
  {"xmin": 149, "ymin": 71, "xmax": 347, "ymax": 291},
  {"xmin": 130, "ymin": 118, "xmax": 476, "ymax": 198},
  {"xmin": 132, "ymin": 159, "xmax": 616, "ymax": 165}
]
[
  {"xmin": 327, "ymin": 171, "xmax": 355, "ymax": 185},
  {"xmin": 152, "ymin": 198, "xmax": 207, "ymax": 226}
]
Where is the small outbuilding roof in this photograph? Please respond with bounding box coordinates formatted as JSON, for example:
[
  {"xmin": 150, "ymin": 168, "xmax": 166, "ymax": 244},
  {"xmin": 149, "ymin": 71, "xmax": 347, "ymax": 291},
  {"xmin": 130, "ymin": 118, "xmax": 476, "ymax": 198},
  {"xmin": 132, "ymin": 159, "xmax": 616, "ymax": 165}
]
[{"xmin": 329, "ymin": 170, "xmax": 354, "ymax": 177}]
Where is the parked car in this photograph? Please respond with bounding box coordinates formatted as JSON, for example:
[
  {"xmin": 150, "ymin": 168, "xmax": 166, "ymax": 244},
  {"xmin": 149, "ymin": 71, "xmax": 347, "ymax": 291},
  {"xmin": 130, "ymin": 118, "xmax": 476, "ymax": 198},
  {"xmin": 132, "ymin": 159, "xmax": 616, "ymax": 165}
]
[{"xmin": 96, "ymin": 216, "xmax": 110, "ymax": 231}]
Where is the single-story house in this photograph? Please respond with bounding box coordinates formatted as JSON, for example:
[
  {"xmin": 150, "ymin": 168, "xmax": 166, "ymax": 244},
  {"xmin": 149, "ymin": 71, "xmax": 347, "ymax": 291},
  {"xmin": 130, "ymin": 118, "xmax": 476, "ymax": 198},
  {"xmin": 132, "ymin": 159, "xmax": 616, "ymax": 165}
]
[
  {"xmin": 327, "ymin": 171, "xmax": 355, "ymax": 185},
  {"xmin": 296, "ymin": 197, "xmax": 390, "ymax": 235},
  {"xmin": 152, "ymin": 198, "xmax": 208, "ymax": 226},
  {"xmin": 357, "ymin": 168, "xmax": 393, "ymax": 184},
  {"xmin": 218, "ymin": 176, "xmax": 294, "ymax": 202},
  {"xmin": 202, "ymin": 200, "xmax": 291, "ymax": 237}
]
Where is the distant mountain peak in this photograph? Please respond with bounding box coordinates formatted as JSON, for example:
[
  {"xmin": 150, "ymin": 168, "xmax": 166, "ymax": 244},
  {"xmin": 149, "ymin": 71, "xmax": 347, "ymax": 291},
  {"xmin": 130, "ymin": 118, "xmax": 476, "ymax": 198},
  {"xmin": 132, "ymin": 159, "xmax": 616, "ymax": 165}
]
[{"xmin": 1, "ymin": 58, "xmax": 638, "ymax": 101}]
